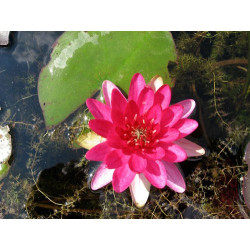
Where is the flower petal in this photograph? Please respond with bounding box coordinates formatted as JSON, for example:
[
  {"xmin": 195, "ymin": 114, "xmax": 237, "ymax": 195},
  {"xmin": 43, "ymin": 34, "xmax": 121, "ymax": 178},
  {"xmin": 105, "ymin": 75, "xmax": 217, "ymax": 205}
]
[
  {"xmin": 144, "ymin": 146, "xmax": 165, "ymax": 160},
  {"xmin": 163, "ymin": 161, "xmax": 186, "ymax": 193},
  {"xmin": 89, "ymin": 119, "xmax": 113, "ymax": 138},
  {"xmin": 111, "ymin": 108, "xmax": 125, "ymax": 127},
  {"xmin": 124, "ymin": 100, "xmax": 139, "ymax": 124},
  {"xmin": 154, "ymin": 84, "xmax": 171, "ymax": 110},
  {"xmin": 91, "ymin": 163, "xmax": 114, "ymax": 190},
  {"xmin": 143, "ymin": 160, "xmax": 167, "ymax": 188},
  {"xmin": 148, "ymin": 75, "xmax": 163, "ymax": 92},
  {"xmin": 129, "ymin": 154, "xmax": 147, "ymax": 173},
  {"xmin": 107, "ymin": 128, "xmax": 127, "ymax": 149},
  {"xmin": 173, "ymin": 119, "xmax": 198, "ymax": 138},
  {"xmin": 112, "ymin": 164, "xmax": 136, "ymax": 193},
  {"xmin": 111, "ymin": 88, "xmax": 127, "ymax": 114},
  {"xmin": 162, "ymin": 143, "xmax": 187, "ymax": 162},
  {"xmin": 86, "ymin": 142, "xmax": 112, "ymax": 161},
  {"xmin": 105, "ymin": 149, "xmax": 130, "ymax": 169},
  {"xmin": 129, "ymin": 173, "xmax": 151, "ymax": 208},
  {"xmin": 158, "ymin": 127, "xmax": 180, "ymax": 143},
  {"xmin": 102, "ymin": 80, "xmax": 120, "ymax": 107},
  {"xmin": 86, "ymin": 98, "xmax": 112, "ymax": 121},
  {"xmin": 137, "ymin": 87, "xmax": 154, "ymax": 115},
  {"xmin": 145, "ymin": 104, "xmax": 162, "ymax": 124},
  {"xmin": 102, "ymin": 80, "xmax": 125, "ymax": 107},
  {"xmin": 128, "ymin": 73, "xmax": 146, "ymax": 103},
  {"xmin": 161, "ymin": 104, "xmax": 184, "ymax": 127},
  {"xmin": 176, "ymin": 99, "xmax": 196, "ymax": 118},
  {"xmin": 174, "ymin": 138, "xmax": 205, "ymax": 157}
]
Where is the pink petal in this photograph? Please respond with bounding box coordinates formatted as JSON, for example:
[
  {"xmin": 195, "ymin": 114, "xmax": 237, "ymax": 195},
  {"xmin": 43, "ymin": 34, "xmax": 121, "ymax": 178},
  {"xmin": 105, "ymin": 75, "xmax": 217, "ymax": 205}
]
[
  {"xmin": 174, "ymin": 138, "xmax": 205, "ymax": 157},
  {"xmin": 154, "ymin": 84, "xmax": 171, "ymax": 110},
  {"xmin": 105, "ymin": 149, "xmax": 130, "ymax": 169},
  {"xmin": 124, "ymin": 100, "xmax": 139, "ymax": 124},
  {"xmin": 89, "ymin": 119, "xmax": 113, "ymax": 138},
  {"xmin": 112, "ymin": 164, "xmax": 136, "ymax": 193},
  {"xmin": 145, "ymin": 104, "xmax": 162, "ymax": 124},
  {"xmin": 162, "ymin": 143, "xmax": 187, "ymax": 162},
  {"xmin": 107, "ymin": 128, "xmax": 127, "ymax": 149},
  {"xmin": 111, "ymin": 88, "xmax": 127, "ymax": 114},
  {"xmin": 91, "ymin": 163, "xmax": 114, "ymax": 190},
  {"xmin": 158, "ymin": 127, "xmax": 180, "ymax": 143},
  {"xmin": 129, "ymin": 173, "xmax": 151, "ymax": 208},
  {"xmin": 143, "ymin": 160, "xmax": 167, "ymax": 188},
  {"xmin": 111, "ymin": 108, "xmax": 125, "ymax": 127},
  {"xmin": 86, "ymin": 142, "xmax": 112, "ymax": 161},
  {"xmin": 173, "ymin": 119, "xmax": 198, "ymax": 138},
  {"xmin": 137, "ymin": 87, "xmax": 154, "ymax": 115},
  {"xmin": 162, "ymin": 161, "xmax": 186, "ymax": 193},
  {"xmin": 144, "ymin": 146, "xmax": 165, "ymax": 160},
  {"xmin": 176, "ymin": 99, "xmax": 196, "ymax": 118},
  {"xmin": 161, "ymin": 104, "xmax": 184, "ymax": 127},
  {"xmin": 128, "ymin": 73, "xmax": 146, "ymax": 103},
  {"xmin": 129, "ymin": 154, "xmax": 147, "ymax": 173},
  {"xmin": 102, "ymin": 80, "xmax": 122, "ymax": 107},
  {"xmin": 86, "ymin": 98, "xmax": 112, "ymax": 121},
  {"xmin": 148, "ymin": 75, "xmax": 164, "ymax": 92}
]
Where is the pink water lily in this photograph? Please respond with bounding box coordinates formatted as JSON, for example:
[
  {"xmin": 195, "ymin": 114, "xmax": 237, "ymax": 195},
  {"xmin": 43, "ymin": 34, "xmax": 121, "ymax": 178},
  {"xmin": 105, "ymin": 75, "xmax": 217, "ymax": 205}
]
[{"xmin": 85, "ymin": 73, "xmax": 205, "ymax": 208}]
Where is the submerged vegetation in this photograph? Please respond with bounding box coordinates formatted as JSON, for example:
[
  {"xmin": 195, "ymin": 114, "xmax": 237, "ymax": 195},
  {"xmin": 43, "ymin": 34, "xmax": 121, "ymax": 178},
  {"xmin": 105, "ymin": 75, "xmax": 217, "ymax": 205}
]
[{"xmin": 0, "ymin": 31, "xmax": 249, "ymax": 218}]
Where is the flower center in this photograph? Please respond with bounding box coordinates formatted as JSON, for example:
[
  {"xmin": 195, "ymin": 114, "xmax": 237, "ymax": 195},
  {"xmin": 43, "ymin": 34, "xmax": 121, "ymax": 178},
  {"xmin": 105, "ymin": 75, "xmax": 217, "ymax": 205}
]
[{"xmin": 120, "ymin": 114, "xmax": 159, "ymax": 149}]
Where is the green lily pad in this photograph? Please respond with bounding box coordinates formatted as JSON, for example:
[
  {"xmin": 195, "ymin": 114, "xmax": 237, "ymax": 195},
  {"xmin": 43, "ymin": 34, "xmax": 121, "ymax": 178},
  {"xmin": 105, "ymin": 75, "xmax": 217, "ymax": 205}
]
[{"xmin": 38, "ymin": 31, "xmax": 177, "ymax": 129}]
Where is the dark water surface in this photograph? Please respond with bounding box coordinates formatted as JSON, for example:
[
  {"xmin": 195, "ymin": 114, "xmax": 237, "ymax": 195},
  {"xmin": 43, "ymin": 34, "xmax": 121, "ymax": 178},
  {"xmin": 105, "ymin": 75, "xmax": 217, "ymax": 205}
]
[{"xmin": 0, "ymin": 32, "xmax": 249, "ymax": 218}]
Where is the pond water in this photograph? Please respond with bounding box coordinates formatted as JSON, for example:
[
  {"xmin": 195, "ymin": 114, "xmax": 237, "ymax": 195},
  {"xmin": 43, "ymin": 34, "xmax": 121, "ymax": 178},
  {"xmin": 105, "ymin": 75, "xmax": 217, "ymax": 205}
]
[{"xmin": 0, "ymin": 31, "xmax": 249, "ymax": 218}]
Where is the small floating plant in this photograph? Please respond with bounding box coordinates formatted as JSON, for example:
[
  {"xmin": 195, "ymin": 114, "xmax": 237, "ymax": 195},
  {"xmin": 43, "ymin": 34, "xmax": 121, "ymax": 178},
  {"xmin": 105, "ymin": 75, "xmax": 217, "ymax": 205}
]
[{"xmin": 0, "ymin": 109, "xmax": 12, "ymax": 181}]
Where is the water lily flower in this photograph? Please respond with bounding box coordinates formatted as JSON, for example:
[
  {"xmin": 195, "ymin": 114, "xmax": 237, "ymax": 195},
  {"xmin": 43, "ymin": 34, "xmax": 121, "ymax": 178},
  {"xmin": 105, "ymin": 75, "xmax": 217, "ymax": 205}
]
[{"xmin": 85, "ymin": 73, "xmax": 205, "ymax": 208}]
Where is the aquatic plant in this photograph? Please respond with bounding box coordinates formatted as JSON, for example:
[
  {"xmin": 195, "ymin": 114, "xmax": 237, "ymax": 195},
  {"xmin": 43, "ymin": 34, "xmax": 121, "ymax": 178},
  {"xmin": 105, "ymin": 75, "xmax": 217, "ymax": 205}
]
[{"xmin": 84, "ymin": 73, "xmax": 205, "ymax": 208}]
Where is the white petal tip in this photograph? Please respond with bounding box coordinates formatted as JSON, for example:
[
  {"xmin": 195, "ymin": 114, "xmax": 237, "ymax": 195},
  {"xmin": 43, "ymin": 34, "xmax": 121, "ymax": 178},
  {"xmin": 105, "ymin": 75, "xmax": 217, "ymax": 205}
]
[
  {"xmin": 90, "ymin": 181, "xmax": 99, "ymax": 191},
  {"xmin": 166, "ymin": 182, "xmax": 186, "ymax": 194},
  {"xmin": 134, "ymin": 201, "xmax": 147, "ymax": 208},
  {"xmin": 131, "ymin": 193, "xmax": 149, "ymax": 208},
  {"xmin": 196, "ymin": 147, "xmax": 205, "ymax": 156},
  {"xmin": 148, "ymin": 75, "xmax": 164, "ymax": 92},
  {"xmin": 129, "ymin": 174, "xmax": 151, "ymax": 208},
  {"xmin": 178, "ymin": 99, "xmax": 196, "ymax": 118}
]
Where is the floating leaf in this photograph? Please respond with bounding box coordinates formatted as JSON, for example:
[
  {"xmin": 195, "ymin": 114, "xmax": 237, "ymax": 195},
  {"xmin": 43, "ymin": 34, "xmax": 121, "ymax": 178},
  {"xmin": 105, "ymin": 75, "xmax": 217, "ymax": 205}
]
[{"xmin": 38, "ymin": 31, "xmax": 177, "ymax": 129}]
